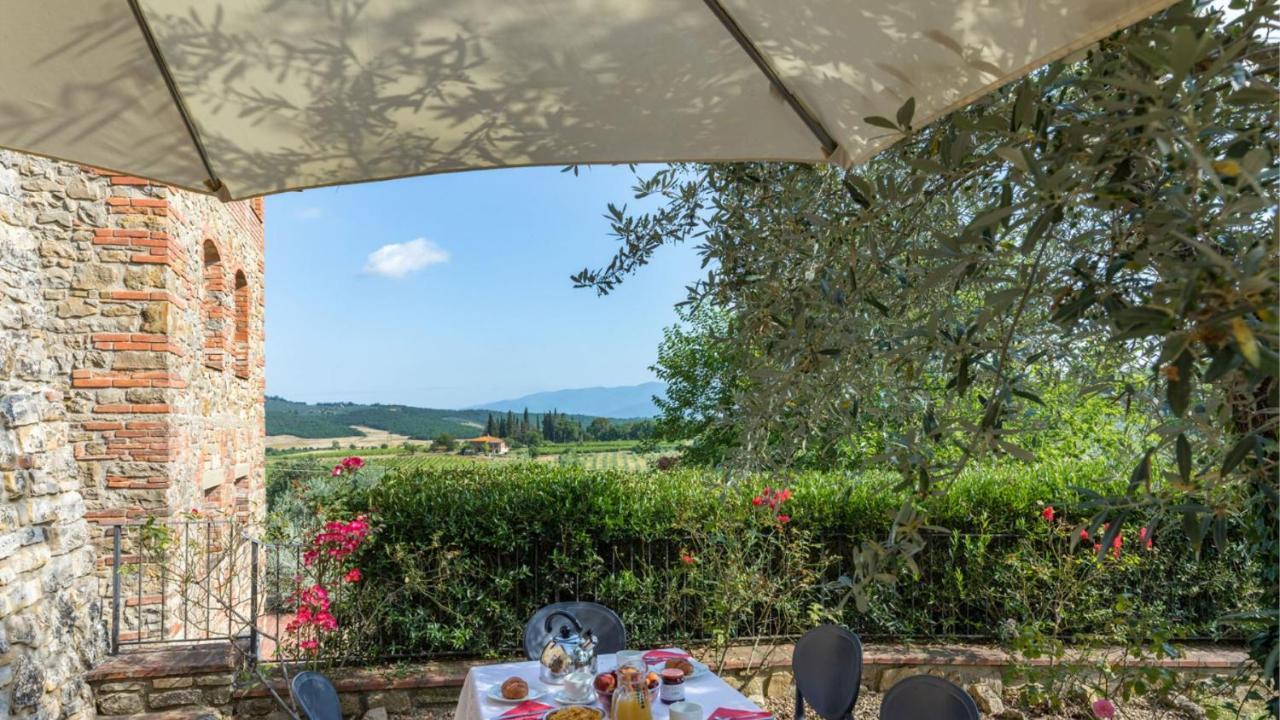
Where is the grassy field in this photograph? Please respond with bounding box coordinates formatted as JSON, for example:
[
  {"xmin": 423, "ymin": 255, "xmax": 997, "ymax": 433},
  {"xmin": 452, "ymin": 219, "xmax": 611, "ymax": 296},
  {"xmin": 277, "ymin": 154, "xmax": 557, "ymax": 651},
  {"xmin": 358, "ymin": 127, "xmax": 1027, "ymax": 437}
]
[
  {"xmin": 266, "ymin": 440, "xmax": 681, "ymax": 475},
  {"xmin": 546, "ymin": 450, "xmax": 661, "ymax": 471}
]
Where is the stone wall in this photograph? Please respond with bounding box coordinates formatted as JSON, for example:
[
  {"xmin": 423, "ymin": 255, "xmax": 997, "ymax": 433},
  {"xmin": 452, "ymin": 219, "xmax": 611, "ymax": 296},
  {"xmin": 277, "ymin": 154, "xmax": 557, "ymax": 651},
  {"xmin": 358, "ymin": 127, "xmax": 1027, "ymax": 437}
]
[
  {"xmin": 0, "ymin": 153, "xmax": 107, "ymax": 718},
  {"xmin": 0, "ymin": 148, "xmax": 267, "ymax": 717}
]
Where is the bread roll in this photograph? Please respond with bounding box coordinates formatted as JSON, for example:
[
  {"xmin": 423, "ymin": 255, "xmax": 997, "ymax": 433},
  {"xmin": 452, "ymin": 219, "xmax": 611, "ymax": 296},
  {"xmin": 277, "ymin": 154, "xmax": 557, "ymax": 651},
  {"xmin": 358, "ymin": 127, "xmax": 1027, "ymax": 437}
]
[{"xmin": 501, "ymin": 677, "xmax": 529, "ymax": 700}]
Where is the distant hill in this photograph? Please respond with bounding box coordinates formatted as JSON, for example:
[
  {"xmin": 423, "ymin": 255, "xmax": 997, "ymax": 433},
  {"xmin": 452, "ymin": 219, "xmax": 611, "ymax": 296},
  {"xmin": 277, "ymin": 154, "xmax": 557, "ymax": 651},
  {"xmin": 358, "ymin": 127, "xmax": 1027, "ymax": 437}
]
[
  {"xmin": 265, "ymin": 396, "xmax": 636, "ymax": 440},
  {"xmin": 472, "ymin": 382, "xmax": 665, "ymax": 418}
]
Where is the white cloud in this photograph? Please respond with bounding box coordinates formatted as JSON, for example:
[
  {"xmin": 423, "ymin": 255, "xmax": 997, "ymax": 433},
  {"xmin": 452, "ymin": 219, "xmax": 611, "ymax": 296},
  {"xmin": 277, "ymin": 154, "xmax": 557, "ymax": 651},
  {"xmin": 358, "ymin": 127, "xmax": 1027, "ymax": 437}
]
[
  {"xmin": 294, "ymin": 206, "xmax": 323, "ymax": 220},
  {"xmin": 363, "ymin": 238, "xmax": 449, "ymax": 278}
]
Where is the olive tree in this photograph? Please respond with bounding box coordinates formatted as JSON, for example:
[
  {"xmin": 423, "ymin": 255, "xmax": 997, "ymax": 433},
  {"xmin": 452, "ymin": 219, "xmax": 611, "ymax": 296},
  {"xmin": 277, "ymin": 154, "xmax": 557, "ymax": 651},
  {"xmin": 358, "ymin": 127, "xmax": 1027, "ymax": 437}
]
[{"xmin": 575, "ymin": 0, "xmax": 1278, "ymax": 697}]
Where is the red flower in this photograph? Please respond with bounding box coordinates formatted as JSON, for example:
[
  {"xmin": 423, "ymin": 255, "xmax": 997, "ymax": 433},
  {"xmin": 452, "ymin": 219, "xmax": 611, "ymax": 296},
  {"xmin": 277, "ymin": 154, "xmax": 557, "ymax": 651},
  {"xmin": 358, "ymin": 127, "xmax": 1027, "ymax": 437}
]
[
  {"xmin": 1079, "ymin": 528, "xmax": 1090, "ymax": 541},
  {"xmin": 331, "ymin": 465, "xmax": 343, "ymax": 477},
  {"xmin": 300, "ymin": 639, "xmax": 319, "ymax": 651},
  {"xmin": 341, "ymin": 456, "xmax": 365, "ymax": 470},
  {"xmin": 343, "ymin": 568, "xmax": 362, "ymax": 583},
  {"xmin": 1111, "ymin": 532, "xmax": 1123, "ymax": 559},
  {"xmin": 777, "ymin": 514, "xmax": 791, "ymax": 524},
  {"xmin": 680, "ymin": 553, "xmax": 695, "ymax": 566},
  {"xmin": 1139, "ymin": 527, "xmax": 1153, "ymax": 550},
  {"xmin": 751, "ymin": 496, "xmax": 763, "ymax": 506},
  {"xmin": 1041, "ymin": 506, "xmax": 1054, "ymax": 522}
]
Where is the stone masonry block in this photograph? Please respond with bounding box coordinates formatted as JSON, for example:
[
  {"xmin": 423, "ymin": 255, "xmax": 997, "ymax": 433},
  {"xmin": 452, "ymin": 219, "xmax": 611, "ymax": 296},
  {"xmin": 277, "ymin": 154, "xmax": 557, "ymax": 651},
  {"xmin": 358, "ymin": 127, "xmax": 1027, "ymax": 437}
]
[{"xmin": 149, "ymin": 688, "xmax": 205, "ymax": 708}]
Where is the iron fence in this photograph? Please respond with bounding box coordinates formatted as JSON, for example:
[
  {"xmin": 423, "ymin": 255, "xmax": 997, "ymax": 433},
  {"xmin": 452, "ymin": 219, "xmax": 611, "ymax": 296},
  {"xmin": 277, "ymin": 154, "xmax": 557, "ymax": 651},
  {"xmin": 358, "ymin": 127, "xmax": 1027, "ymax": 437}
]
[
  {"xmin": 106, "ymin": 519, "xmax": 259, "ymax": 658},
  {"xmin": 108, "ymin": 520, "xmax": 1250, "ymax": 664}
]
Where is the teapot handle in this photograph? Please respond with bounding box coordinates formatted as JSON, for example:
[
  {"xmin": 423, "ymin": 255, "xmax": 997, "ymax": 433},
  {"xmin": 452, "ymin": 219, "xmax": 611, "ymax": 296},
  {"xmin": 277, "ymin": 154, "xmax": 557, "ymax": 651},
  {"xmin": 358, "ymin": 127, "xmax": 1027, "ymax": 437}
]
[{"xmin": 543, "ymin": 609, "xmax": 584, "ymax": 636}]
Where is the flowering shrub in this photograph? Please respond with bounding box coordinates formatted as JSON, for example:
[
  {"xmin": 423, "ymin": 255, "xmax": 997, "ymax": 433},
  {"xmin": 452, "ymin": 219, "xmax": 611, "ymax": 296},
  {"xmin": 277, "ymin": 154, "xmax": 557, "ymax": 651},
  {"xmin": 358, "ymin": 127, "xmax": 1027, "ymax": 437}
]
[
  {"xmin": 330, "ymin": 455, "xmax": 365, "ymax": 477},
  {"xmin": 1013, "ymin": 506, "xmax": 1180, "ymax": 715},
  {"xmin": 265, "ymin": 461, "xmax": 1257, "ymax": 660},
  {"xmin": 280, "ymin": 458, "xmax": 374, "ymax": 659},
  {"xmin": 752, "ymin": 486, "xmax": 792, "ymax": 524}
]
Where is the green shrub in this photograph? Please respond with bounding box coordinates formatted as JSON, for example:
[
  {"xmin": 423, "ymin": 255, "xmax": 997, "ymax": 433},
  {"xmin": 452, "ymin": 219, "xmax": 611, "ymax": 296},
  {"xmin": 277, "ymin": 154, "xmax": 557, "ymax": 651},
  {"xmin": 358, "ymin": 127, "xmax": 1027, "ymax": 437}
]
[{"xmin": 286, "ymin": 461, "xmax": 1258, "ymax": 659}]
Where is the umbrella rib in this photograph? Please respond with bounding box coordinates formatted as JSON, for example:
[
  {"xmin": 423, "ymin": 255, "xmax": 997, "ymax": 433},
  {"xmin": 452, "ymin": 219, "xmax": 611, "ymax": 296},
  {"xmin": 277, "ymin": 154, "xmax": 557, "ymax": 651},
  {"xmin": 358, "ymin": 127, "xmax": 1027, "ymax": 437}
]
[
  {"xmin": 126, "ymin": 0, "xmax": 226, "ymax": 197},
  {"xmin": 700, "ymin": 0, "xmax": 840, "ymax": 160}
]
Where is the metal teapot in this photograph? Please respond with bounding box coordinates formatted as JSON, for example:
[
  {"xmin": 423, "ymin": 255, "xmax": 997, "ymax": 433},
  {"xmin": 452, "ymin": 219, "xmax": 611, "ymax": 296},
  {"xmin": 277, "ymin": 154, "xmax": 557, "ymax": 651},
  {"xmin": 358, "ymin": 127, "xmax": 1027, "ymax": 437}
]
[{"xmin": 537, "ymin": 609, "xmax": 597, "ymax": 684}]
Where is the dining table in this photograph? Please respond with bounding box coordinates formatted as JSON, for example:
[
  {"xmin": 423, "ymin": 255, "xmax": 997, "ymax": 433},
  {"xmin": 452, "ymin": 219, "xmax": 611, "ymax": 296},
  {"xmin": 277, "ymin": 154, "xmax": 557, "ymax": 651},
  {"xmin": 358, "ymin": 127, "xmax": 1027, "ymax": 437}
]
[{"xmin": 454, "ymin": 648, "xmax": 771, "ymax": 720}]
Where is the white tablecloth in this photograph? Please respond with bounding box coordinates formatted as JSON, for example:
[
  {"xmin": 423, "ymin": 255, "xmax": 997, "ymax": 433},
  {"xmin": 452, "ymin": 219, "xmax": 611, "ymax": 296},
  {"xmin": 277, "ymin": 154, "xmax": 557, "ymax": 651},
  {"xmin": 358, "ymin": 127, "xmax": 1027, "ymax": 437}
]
[{"xmin": 455, "ymin": 650, "xmax": 766, "ymax": 720}]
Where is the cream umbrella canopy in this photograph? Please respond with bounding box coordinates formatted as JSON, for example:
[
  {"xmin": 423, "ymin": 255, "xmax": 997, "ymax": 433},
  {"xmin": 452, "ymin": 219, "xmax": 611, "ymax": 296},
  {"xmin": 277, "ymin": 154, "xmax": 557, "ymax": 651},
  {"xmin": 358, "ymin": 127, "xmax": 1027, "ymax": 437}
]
[{"xmin": 0, "ymin": 0, "xmax": 1175, "ymax": 201}]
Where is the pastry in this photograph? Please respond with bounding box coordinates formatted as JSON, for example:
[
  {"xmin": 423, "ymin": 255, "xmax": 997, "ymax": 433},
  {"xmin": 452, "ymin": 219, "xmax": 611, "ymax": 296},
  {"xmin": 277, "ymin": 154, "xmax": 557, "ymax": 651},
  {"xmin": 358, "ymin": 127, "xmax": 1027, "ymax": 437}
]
[
  {"xmin": 501, "ymin": 677, "xmax": 529, "ymax": 700},
  {"xmin": 664, "ymin": 659, "xmax": 696, "ymax": 677}
]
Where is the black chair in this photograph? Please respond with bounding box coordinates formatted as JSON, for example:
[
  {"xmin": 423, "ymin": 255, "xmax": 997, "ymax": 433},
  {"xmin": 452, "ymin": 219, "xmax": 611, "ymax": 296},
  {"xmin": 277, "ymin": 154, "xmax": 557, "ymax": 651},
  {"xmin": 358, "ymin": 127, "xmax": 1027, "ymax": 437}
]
[
  {"xmin": 522, "ymin": 601, "xmax": 627, "ymax": 660},
  {"xmin": 879, "ymin": 675, "xmax": 979, "ymax": 720},
  {"xmin": 793, "ymin": 624, "xmax": 864, "ymax": 720},
  {"xmin": 291, "ymin": 671, "xmax": 342, "ymax": 720}
]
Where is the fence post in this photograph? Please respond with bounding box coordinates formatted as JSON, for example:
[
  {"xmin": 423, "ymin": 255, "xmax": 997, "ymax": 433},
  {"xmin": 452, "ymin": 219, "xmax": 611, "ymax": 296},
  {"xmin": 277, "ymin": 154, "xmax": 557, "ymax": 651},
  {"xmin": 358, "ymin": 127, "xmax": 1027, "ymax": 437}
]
[
  {"xmin": 111, "ymin": 524, "xmax": 122, "ymax": 655},
  {"xmin": 249, "ymin": 539, "xmax": 259, "ymax": 664}
]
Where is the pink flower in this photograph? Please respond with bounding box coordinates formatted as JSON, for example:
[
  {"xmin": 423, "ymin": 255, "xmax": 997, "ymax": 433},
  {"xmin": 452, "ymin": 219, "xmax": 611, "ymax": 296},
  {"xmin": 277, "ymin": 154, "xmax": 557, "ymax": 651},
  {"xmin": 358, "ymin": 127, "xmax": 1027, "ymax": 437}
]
[
  {"xmin": 1092, "ymin": 698, "xmax": 1116, "ymax": 719},
  {"xmin": 1080, "ymin": 528, "xmax": 1090, "ymax": 541},
  {"xmin": 1139, "ymin": 527, "xmax": 1153, "ymax": 550},
  {"xmin": 777, "ymin": 489, "xmax": 793, "ymax": 502},
  {"xmin": 331, "ymin": 465, "xmax": 343, "ymax": 477},
  {"xmin": 314, "ymin": 610, "xmax": 339, "ymax": 631},
  {"xmin": 300, "ymin": 639, "xmax": 319, "ymax": 651},
  {"xmin": 777, "ymin": 514, "xmax": 791, "ymax": 524},
  {"xmin": 344, "ymin": 568, "xmax": 362, "ymax": 583},
  {"xmin": 341, "ymin": 456, "xmax": 365, "ymax": 470},
  {"xmin": 1111, "ymin": 532, "xmax": 1123, "ymax": 559},
  {"xmin": 1041, "ymin": 506, "xmax": 1055, "ymax": 522}
]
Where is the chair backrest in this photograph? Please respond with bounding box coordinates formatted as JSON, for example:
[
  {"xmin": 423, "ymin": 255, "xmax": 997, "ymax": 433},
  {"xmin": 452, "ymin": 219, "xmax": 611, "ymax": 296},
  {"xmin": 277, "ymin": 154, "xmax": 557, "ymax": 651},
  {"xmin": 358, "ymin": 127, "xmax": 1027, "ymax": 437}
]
[
  {"xmin": 291, "ymin": 671, "xmax": 342, "ymax": 720},
  {"xmin": 879, "ymin": 675, "xmax": 979, "ymax": 720},
  {"xmin": 792, "ymin": 624, "xmax": 863, "ymax": 720},
  {"xmin": 522, "ymin": 601, "xmax": 627, "ymax": 660}
]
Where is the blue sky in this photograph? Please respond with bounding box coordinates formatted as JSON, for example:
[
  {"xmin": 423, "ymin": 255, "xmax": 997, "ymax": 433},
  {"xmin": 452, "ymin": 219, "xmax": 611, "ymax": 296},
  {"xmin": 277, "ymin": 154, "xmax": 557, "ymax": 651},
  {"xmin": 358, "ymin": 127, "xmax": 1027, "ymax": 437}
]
[{"xmin": 263, "ymin": 165, "xmax": 702, "ymax": 409}]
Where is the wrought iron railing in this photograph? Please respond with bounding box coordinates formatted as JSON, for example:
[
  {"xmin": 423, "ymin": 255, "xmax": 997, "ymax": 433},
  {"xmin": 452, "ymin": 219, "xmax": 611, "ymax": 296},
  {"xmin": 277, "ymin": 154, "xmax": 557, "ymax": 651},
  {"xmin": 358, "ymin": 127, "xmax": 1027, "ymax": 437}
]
[{"xmin": 106, "ymin": 519, "xmax": 260, "ymax": 657}]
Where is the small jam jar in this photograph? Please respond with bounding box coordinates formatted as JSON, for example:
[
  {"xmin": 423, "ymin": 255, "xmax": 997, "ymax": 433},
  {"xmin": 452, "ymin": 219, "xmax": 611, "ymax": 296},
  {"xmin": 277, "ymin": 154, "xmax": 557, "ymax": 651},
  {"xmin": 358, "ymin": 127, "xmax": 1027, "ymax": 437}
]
[{"xmin": 659, "ymin": 668, "xmax": 686, "ymax": 704}]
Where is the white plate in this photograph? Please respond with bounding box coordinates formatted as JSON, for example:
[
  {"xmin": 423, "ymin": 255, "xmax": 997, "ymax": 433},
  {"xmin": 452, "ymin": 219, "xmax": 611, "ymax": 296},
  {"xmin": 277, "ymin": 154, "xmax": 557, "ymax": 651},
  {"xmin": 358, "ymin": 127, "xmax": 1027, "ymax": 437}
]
[
  {"xmin": 486, "ymin": 684, "xmax": 545, "ymax": 704},
  {"xmin": 551, "ymin": 689, "xmax": 598, "ymax": 706}
]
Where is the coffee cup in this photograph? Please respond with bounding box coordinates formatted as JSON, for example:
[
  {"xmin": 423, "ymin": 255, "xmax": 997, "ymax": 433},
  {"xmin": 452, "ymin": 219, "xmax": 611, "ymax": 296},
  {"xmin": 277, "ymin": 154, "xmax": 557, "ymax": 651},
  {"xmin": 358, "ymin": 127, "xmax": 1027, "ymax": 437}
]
[{"xmin": 564, "ymin": 670, "xmax": 594, "ymax": 701}]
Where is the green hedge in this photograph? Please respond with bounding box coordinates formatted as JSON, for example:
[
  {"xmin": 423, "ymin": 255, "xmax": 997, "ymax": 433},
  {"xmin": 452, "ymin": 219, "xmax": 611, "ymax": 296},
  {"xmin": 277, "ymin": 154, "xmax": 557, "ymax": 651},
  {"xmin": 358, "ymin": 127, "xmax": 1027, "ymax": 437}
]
[{"xmin": 292, "ymin": 461, "xmax": 1259, "ymax": 658}]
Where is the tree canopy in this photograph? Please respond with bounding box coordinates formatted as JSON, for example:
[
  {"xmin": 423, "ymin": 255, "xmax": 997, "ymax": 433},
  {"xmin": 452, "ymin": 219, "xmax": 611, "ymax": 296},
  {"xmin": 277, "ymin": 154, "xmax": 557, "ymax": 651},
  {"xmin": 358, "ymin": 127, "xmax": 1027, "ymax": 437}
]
[{"xmin": 577, "ymin": 0, "xmax": 1277, "ymax": 693}]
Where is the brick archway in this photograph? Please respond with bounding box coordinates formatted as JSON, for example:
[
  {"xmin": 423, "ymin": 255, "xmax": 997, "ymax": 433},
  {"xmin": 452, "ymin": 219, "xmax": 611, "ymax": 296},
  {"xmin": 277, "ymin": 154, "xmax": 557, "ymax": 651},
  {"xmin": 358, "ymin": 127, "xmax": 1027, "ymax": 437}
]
[
  {"xmin": 233, "ymin": 269, "xmax": 250, "ymax": 379},
  {"xmin": 202, "ymin": 239, "xmax": 226, "ymax": 370}
]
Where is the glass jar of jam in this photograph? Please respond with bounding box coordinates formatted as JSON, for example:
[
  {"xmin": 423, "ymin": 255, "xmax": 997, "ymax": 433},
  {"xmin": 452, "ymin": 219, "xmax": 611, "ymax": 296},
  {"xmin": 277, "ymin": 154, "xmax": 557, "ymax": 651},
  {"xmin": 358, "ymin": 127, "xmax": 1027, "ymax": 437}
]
[{"xmin": 659, "ymin": 668, "xmax": 685, "ymax": 704}]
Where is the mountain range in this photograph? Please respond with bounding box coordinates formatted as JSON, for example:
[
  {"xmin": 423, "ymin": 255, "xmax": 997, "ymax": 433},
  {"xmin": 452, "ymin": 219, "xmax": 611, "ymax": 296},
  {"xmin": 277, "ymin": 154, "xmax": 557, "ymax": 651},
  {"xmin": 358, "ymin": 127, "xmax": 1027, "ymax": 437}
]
[
  {"xmin": 266, "ymin": 383, "xmax": 665, "ymax": 440},
  {"xmin": 471, "ymin": 382, "xmax": 665, "ymax": 418}
]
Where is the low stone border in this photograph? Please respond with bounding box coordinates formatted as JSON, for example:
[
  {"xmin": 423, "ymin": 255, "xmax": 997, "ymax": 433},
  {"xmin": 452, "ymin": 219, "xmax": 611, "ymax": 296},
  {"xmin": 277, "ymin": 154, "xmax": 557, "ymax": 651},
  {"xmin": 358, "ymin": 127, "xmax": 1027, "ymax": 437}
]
[
  {"xmin": 87, "ymin": 644, "xmax": 237, "ymax": 719},
  {"xmin": 86, "ymin": 641, "xmax": 1252, "ymax": 719}
]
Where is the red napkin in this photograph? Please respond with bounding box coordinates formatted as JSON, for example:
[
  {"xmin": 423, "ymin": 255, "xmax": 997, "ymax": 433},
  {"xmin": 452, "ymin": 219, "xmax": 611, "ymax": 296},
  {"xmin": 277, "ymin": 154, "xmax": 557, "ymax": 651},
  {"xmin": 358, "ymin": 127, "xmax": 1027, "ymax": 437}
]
[
  {"xmin": 643, "ymin": 649, "xmax": 692, "ymax": 663},
  {"xmin": 498, "ymin": 700, "xmax": 553, "ymax": 719},
  {"xmin": 707, "ymin": 709, "xmax": 772, "ymax": 720}
]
